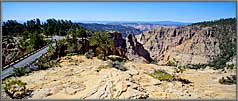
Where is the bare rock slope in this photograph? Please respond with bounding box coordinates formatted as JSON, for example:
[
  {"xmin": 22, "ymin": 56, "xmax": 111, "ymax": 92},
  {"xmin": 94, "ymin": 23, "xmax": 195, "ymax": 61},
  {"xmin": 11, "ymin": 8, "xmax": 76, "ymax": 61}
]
[{"xmin": 15, "ymin": 55, "xmax": 236, "ymax": 99}]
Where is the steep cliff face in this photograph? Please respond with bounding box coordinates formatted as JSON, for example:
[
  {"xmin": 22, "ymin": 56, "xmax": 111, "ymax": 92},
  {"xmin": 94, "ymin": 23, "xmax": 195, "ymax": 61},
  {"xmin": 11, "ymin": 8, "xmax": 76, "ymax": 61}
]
[
  {"xmin": 137, "ymin": 26, "xmax": 220, "ymax": 65},
  {"xmin": 133, "ymin": 18, "xmax": 236, "ymax": 65},
  {"xmin": 110, "ymin": 32, "xmax": 127, "ymax": 57},
  {"xmin": 112, "ymin": 18, "xmax": 236, "ymax": 65},
  {"xmin": 125, "ymin": 34, "xmax": 152, "ymax": 63},
  {"xmin": 110, "ymin": 32, "xmax": 152, "ymax": 63}
]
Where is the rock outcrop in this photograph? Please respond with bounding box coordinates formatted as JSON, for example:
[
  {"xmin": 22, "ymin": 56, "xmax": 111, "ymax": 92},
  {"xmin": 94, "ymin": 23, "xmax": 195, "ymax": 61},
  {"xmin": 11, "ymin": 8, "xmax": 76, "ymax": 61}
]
[
  {"xmin": 110, "ymin": 32, "xmax": 127, "ymax": 57},
  {"xmin": 125, "ymin": 34, "xmax": 152, "ymax": 63},
  {"xmin": 110, "ymin": 32, "xmax": 152, "ymax": 63}
]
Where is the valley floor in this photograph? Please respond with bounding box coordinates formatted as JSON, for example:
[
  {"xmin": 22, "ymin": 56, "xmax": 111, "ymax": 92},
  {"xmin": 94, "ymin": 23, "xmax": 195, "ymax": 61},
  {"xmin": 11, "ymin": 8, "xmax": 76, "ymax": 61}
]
[{"xmin": 9, "ymin": 55, "xmax": 236, "ymax": 99}]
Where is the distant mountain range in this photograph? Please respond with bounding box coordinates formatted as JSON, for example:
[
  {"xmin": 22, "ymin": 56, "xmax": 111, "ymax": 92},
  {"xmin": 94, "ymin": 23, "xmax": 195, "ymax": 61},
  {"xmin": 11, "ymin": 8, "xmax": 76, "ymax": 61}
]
[
  {"xmin": 77, "ymin": 21, "xmax": 191, "ymax": 32},
  {"xmin": 79, "ymin": 21, "xmax": 191, "ymax": 26},
  {"xmin": 77, "ymin": 23, "xmax": 142, "ymax": 37}
]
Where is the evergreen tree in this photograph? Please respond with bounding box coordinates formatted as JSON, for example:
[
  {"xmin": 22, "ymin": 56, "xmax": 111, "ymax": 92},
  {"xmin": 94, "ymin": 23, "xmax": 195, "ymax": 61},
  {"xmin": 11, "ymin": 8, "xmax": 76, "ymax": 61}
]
[{"xmin": 89, "ymin": 32, "xmax": 114, "ymax": 60}]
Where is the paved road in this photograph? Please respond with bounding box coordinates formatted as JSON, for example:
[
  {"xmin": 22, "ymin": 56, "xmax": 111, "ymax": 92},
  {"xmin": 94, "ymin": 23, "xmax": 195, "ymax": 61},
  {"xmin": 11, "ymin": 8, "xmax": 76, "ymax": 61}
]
[
  {"xmin": 47, "ymin": 36, "xmax": 65, "ymax": 41},
  {"xmin": 1, "ymin": 43, "xmax": 56, "ymax": 79},
  {"xmin": 1, "ymin": 36, "xmax": 64, "ymax": 80}
]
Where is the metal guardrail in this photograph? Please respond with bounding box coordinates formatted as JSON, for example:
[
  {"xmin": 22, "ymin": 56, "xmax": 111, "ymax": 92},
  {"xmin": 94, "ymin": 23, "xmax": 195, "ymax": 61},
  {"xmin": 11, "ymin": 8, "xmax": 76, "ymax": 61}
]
[{"xmin": 2, "ymin": 44, "xmax": 52, "ymax": 70}]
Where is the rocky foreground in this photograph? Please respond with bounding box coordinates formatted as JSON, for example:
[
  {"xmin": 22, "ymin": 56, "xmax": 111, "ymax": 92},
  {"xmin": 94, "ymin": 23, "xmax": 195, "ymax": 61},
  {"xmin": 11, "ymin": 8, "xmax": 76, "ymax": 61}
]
[{"xmin": 14, "ymin": 55, "xmax": 236, "ymax": 99}]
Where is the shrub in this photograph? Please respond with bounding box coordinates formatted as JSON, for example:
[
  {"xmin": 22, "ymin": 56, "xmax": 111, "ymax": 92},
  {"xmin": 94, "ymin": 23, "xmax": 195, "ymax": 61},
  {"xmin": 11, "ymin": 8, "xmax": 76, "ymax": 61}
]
[
  {"xmin": 219, "ymin": 75, "xmax": 236, "ymax": 85},
  {"xmin": 176, "ymin": 78, "xmax": 192, "ymax": 84},
  {"xmin": 175, "ymin": 66, "xmax": 186, "ymax": 73},
  {"xmin": 12, "ymin": 67, "xmax": 28, "ymax": 77},
  {"xmin": 209, "ymin": 57, "xmax": 228, "ymax": 69},
  {"xmin": 66, "ymin": 53, "xmax": 78, "ymax": 56},
  {"xmin": 56, "ymin": 43, "xmax": 67, "ymax": 58},
  {"xmin": 29, "ymin": 32, "xmax": 46, "ymax": 49},
  {"xmin": 150, "ymin": 60, "xmax": 158, "ymax": 64},
  {"xmin": 226, "ymin": 64, "xmax": 235, "ymax": 69},
  {"xmin": 85, "ymin": 49, "xmax": 94, "ymax": 59},
  {"xmin": 67, "ymin": 45, "xmax": 76, "ymax": 54},
  {"xmin": 36, "ymin": 55, "xmax": 59, "ymax": 70},
  {"xmin": 49, "ymin": 60, "xmax": 60, "ymax": 67},
  {"xmin": 68, "ymin": 58, "xmax": 84, "ymax": 65},
  {"xmin": 149, "ymin": 70, "xmax": 173, "ymax": 81},
  {"xmin": 186, "ymin": 64, "xmax": 208, "ymax": 70},
  {"xmin": 107, "ymin": 61, "xmax": 127, "ymax": 71},
  {"xmin": 45, "ymin": 39, "xmax": 53, "ymax": 44},
  {"xmin": 167, "ymin": 58, "xmax": 178, "ymax": 67},
  {"xmin": 47, "ymin": 45, "xmax": 57, "ymax": 60},
  {"xmin": 36, "ymin": 56, "xmax": 50, "ymax": 70},
  {"xmin": 2, "ymin": 79, "xmax": 28, "ymax": 99},
  {"xmin": 107, "ymin": 55, "xmax": 126, "ymax": 62},
  {"xmin": 96, "ymin": 65, "xmax": 110, "ymax": 72},
  {"xmin": 97, "ymin": 53, "xmax": 105, "ymax": 60},
  {"xmin": 26, "ymin": 45, "xmax": 33, "ymax": 53}
]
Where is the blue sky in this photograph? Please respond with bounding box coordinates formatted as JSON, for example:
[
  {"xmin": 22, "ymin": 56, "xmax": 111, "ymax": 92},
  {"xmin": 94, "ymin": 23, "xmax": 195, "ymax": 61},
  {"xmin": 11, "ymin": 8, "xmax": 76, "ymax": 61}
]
[{"xmin": 2, "ymin": 2, "xmax": 236, "ymax": 23}]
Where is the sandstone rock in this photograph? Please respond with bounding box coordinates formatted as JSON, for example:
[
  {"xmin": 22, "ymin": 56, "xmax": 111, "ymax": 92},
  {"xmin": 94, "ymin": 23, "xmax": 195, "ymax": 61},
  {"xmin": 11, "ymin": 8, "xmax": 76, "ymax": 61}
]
[
  {"xmin": 31, "ymin": 88, "xmax": 52, "ymax": 99},
  {"xmin": 136, "ymin": 25, "xmax": 224, "ymax": 65},
  {"xmin": 125, "ymin": 34, "xmax": 152, "ymax": 63},
  {"xmin": 110, "ymin": 32, "xmax": 127, "ymax": 57},
  {"xmin": 118, "ymin": 87, "xmax": 149, "ymax": 99},
  {"xmin": 64, "ymin": 82, "xmax": 85, "ymax": 95},
  {"xmin": 125, "ymin": 68, "xmax": 139, "ymax": 75},
  {"xmin": 15, "ymin": 55, "xmax": 236, "ymax": 99}
]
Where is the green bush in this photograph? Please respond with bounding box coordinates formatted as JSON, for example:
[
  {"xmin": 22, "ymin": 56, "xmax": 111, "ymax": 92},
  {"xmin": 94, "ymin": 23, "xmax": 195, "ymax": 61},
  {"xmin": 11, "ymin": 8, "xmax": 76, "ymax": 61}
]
[
  {"xmin": 149, "ymin": 70, "xmax": 173, "ymax": 81},
  {"xmin": 209, "ymin": 57, "xmax": 228, "ymax": 69},
  {"xmin": 49, "ymin": 60, "xmax": 60, "ymax": 67},
  {"xmin": 166, "ymin": 58, "xmax": 177, "ymax": 67},
  {"xmin": 36, "ymin": 56, "xmax": 49, "ymax": 70},
  {"xmin": 186, "ymin": 64, "xmax": 208, "ymax": 70},
  {"xmin": 36, "ymin": 55, "xmax": 59, "ymax": 70},
  {"xmin": 67, "ymin": 45, "xmax": 77, "ymax": 54},
  {"xmin": 176, "ymin": 78, "xmax": 192, "ymax": 84},
  {"xmin": 85, "ymin": 49, "xmax": 94, "ymax": 59},
  {"xmin": 26, "ymin": 45, "xmax": 33, "ymax": 53},
  {"xmin": 29, "ymin": 32, "xmax": 46, "ymax": 49},
  {"xmin": 2, "ymin": 78, "xmax": 27, "ymax": 99},
  {"xmin": 219, "ymin": 75, "xmax": 236, "ymax": 85},
  {"xmin": 95, "ymin": 58, "xmax": 126, "ymax": 72},
  {"xmin": 96, "ymin": 65, "xmax": 110, "ymax": 72},
  {"xmin": 97, "ymin": 53, "xmax": 105, "ymax": 60},
  {"xmin": 226, "ymin": 64, "xmax": 235, "ymax": 69},
  {"xmin": 47, "ymin": 45, "xmax": 57, "ymax": 60},
  {"xmin": 68, "ymin": 58, "xmax": 84, "ymax": 65},
  {"xmin": 150, "ymin": 60, "xmax": 158, "ymax": 65},
  {"xmin": 66, "ymin": 53, "xmax": 78, "ymax": 56},
  {"xmin": 45, "ymin": 39, "xmax": 53, "ymax": 44},
  {"xmin": 175, "ymin": 66, "xmax": 186, "ymax": 73},
  {"xmin": 107, "ymin": 55, "xmax": 126, "ymax": 62},
  {"xmin": 12, "ymin": 67, "xmax": 28, "ymax": 77},
  {"xmin": 107, "ymin": 61, "xmax": 127, "ymax": 71}
]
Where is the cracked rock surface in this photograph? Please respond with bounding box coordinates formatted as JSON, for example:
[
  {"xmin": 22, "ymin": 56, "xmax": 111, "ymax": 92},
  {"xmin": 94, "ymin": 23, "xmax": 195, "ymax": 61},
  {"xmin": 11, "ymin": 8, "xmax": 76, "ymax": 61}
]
[{"xmin": 15, "ymin": 55, "xmax": 236, "ymax": 99}]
